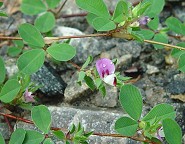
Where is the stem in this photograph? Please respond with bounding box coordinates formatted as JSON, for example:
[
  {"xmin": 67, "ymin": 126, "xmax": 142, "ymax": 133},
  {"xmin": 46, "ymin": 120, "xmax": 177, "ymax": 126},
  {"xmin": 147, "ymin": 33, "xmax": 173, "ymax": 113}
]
[
  {"xmin": 0, "ymin": 112, "xmax": 155, "ymax": 143},
  {"xmin": 144, "ymin": 39, "xmax": 185, "ymax": 50},
  {"xmin": 56, "ymin": 0, "xmax": 68, "ymax": 18}
]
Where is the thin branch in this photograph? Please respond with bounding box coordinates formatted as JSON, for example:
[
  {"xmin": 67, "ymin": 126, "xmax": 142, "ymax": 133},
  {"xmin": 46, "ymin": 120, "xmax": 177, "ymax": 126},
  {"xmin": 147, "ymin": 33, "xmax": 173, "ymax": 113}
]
[
  {"xmin": 144, "ymin": 39, "xmax": 185, "ymax": 50},
  {"xmin": 68, "ymin": 61, "xmax": 81, "ymax": 71},
  {"xmin": 56, "ymin": 0, "xmax": 68, "ymax": 18},
  {"xmin": 0, "ymin": 112, "xmax": 155, "ymax": 143}
]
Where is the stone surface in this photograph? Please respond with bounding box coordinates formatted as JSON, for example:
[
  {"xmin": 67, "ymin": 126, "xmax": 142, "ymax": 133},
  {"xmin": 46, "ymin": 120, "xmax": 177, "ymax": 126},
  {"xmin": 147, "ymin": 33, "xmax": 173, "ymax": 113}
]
[
  {"xmin": 31, "ymin": 63, "xmax": 67, "ymax": 100},
  {"xmin": 15, "ymin": 106, "xmax": 129, "ymax": 143},
  {"xmin": 93, "ymin": 86, "xmax": 118, "ymax": 108},
  {"xmin": 146, "ymin": 65, "xmax": 159, "ymax": 75},
  {"xmin": 0, "ymin": 123, "xmax": 11, "ymax": 140},
  {"xmin": 64, "ymin": 72, "xmax": 93, "ymax": 103}
]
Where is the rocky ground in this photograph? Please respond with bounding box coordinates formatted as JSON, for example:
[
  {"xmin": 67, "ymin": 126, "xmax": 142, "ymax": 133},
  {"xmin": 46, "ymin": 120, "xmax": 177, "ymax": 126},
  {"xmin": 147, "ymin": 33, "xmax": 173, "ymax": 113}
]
[{"xmin": 0, "ymin": 0, "xmax": 185, "ymax": 143}]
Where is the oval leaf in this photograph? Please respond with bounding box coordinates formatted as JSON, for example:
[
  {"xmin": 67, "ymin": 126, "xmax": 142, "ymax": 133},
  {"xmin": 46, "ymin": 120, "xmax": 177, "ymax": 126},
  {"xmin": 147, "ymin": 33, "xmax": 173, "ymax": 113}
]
[
  {"xmin": 0, "ymin": 133, "xmax": 5, "ymax": 144},
  {"xmin": 18, "ymin": 23, "xmax": 45, "ymax": 47},
  {"xmin": 31, "ymin": 105, "xmax": 51, "ymax": 134},
  {"xmin": 21, "ymin": 0, "xmax": 47, "ymax": 15},
  {"xmin": 178, "ymin": 53, "xmax": 185, "ymax": 72},
  {"xmin": 112, "ymin": 0, "xmax": 128, "ymax": 23},
  {"xmin": 44, "ymin": 138, "xmax": 54, "ymax": 144},
  {"xmin": 9, "ymin": 128, "xmax": 26, "ymax": 144},
  {"xmin": 76, "ymin": 0, "xmax": 110, "ymax": 19},
  {"xmin": 92, "ymin": 17, "xmax": 116, "ymax": 31},
  {"xmin": 0, "ymin": 56, "xmax": 6, "ymax": 84},
  {"xmin": 34, "ymin": 12, "xmax": 55, "ymax": 33},
  {"xmin": 119, "ymin": 84, "xmax": 143, "ymax": 120},
  {"xmin": 46, "ymin": 0, "xmax": 61, "ymax": 8},
  {"xmin": 171, "ymin": 42, "xmax": 185, "ymax": 58},
  {"xmin": 165, "ymin": 17, "xmax": 185, "ymax": 35},
  {"xmin": 142, "ymin": 103, "xmax": 176, "ymax": 122},
  {"xmin": 162, "ymin": 118, "xmax": 182, "ymax": 144},
  {"xmin": 153, "ymin": 33, "xmax": 168, "ymax": 49},
  {"xmin": 52, "ymin": 130, "xmax": 65, "ymax": 140},
  {"xmin": 23, "ymin": 130, "xmax": 45, "ymax": 144},
  {"xmin": 17, "ymin": 49, "xmax": 45, "ymax": 75},
  {"xmin": 115, "ymin": 116, "xmax": 138, "ymax": 136},
  {"xmin": 0, "ymin": 79, "xmax": 21, "ymax": 103},
  {"xmin": 8, "ymin": 47, "xmax": 22, "ymax": 57},
  {"xmin": 46, "ymin": 43, "xmax": 76, "ymax": 61}
]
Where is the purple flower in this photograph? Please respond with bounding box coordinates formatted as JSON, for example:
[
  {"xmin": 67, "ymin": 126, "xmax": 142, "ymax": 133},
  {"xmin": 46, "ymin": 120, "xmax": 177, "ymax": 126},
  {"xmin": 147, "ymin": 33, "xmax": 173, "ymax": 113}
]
[
  {"xmin": 96, "ymin": 58, "xmax": 116, "ymax": 86},
  {"xmin": 138, "ymin": 16, "xmax": 150, "ymax": 26},
  {"xmin": 24, "ymin": 89, "xmax": 35, "ymax": 103}
]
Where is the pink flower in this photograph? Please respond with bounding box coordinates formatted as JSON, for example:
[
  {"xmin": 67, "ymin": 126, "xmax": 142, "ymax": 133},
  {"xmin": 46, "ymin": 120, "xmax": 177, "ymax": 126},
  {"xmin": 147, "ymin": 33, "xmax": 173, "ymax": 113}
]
[
  {"xmin": 96, "ymin": 58, "xmax": 116, "ymax": 86},
  {"xmin": 24, "ymin": 89, "xmax": 35, "ymax": 103}
]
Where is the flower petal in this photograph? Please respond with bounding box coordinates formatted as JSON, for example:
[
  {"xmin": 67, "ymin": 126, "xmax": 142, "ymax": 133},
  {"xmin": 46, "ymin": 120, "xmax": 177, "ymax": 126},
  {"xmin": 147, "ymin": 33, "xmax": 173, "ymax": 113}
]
[
  {"xmin": 103, "ymin": 74, "xmax": 116, "ymax": 86},
  {"xmin": 96, "ymin": 58, "xmax": 115, "ymax": 78}
]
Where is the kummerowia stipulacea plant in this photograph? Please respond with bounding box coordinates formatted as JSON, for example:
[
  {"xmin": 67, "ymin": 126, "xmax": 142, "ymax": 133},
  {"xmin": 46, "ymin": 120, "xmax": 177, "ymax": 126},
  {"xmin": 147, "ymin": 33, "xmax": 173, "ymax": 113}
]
[{"xmin": 0, "ymin": 0, "xmax": 184, "ymax": 143}]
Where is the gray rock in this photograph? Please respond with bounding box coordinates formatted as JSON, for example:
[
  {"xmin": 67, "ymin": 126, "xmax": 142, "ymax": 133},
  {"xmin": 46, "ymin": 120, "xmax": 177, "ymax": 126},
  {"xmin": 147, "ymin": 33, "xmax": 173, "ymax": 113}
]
[
  {"xmin": 31, "ymin": 63, "xmax": 67, "ymax": 99},
  {"xmin": 0, "ymin": 123, "xmax": 11, "ymax": 140},
  {"xmin": 166, "ymin": 73, "xmax": 185, "ymax": 95},
  {"xmin": 93, "ymin": 86, "xmax": 118, "ymax": 108},
  {"xmin": 146, "ymin": 65, "xmax": 159, "ymax": 75},
  {"xmin": 15, "ymin": 106, "xmax": 130, "ymax": 143},
  {"xmin": 64, "ymin": 72, "xmax": 93, "ymax": 103}
]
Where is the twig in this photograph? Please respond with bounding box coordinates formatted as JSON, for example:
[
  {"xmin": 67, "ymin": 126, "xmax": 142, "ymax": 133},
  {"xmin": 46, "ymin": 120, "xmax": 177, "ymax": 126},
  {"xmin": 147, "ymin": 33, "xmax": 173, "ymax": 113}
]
[
  {"xmin": 144, "ymin": 39, "xmax": 185, "ymax": 50},
  {"xmin": 4, "ymin": 115, "xmax": 13, "ymax": 133},
  {"xmin": 0, "ymin": 112, "xmax": 155, "ymax": 143},
  {"xmin": 56, "ymin": 0, "xmax": 68, "ymax": 18},
  {"xmin": 68, "ymin": 61, "xmax": 81, "ymax": 71}
]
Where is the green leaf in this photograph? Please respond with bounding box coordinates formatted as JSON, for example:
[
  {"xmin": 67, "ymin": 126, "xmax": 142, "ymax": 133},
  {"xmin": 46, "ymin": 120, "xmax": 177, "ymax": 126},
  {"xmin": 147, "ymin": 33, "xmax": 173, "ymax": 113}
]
[
  {"xmin": 165, "ymin": 17, "xmax": 185, "ymax": 35},
  {"xmin": 178, "ymin": 53, "xmax": 185, "ymax": 72},
  {"xmin": 46, "ymin": 0, "xmax": 61, "ymax": 8},
  {"xmin": 18, "ymin": 23, "xmax": 45, "ymax": 48},
  {"xmin": 115, "ymin": 116, "xmax": 138, "ymax": 136},
  {"xmin": 171, "ymin": 42, "xmax": 185, "ymax": 58},
  {"xmin": 17, "ymin": 49, "xmax": 45, "ymax": 75},
  {"xmin": 99, "ymin": 84, "xmax": 106, "ymax": 97},
  {"xmin": 9, "ymin": 128, "xmax": 26, "ymax": 144},
  {"xmin": 31, "ymin": 105, "xmax": 51, "ymax": 134},
  {"xmin": 0, "ymin": 2, "xmax": 3, "ymax": 7},
  {"xmin": 142, "ymin": 104, "xmax": 176, "ymax": 122},
  {"xmin": 0, "ymin": 56, "xmax": 6, "ymax": 84},
  {"xmin": 52, "ymin": 130, "xmax": 65, "ymax": 140},
  {"xmin": 163, "ymin": 118, "xmax": 182, "ymax": 144},
  {"xmin": 23, "ymin": 130, "xmax": 45, "ymax": 144},
  {"xmin": 81, "ymin": 56, "xmax": 93, "ymax": 69},
  {"xmin": 86, "ymin": 13, "xmax": 98, "ymax": 26},
  {"xmin": 13, "ymin": 40, "xmax": 24, "ymax": 49},
  {"xmin": 34, "ymin": 12, "xmax": 55, "ymax": 33},
  {"xmin": 21, "ymin": 0, "xmax": 47, "ymax": 15},
  {"xmin": 43, "ymin": 138, "xmax": 54, "ymax": 144},
  {"xmin": 95, "ymin": 78, "xmax": 102, "ymax": 88},
  {"xmin": 131, "ymin": 31, "xmax": 144, "ymax": 42},
  {"xmin": 77, "ymin": 71, "xmax": 86, "ymax": 85},
  {"xmin": 76, "ymin": 0, "xmax": 110, "ymax": 19},
  {"xmin": 0, "ymin": 79, "xmax": 21, "ymax": 103},
  {"xmin": 0, "ymin": 11, "xmax": 8, "ymax": 17},
  {"xmin": 119, "ymin": 84, "xmax": 143, "ymax": 120},
  {"xmin": 0, "ymin": 133, "xmax": 5, "ymax": 144},
  {"xmin": 46, "ymin": 43, "xmax": 76, "ymax": 61},
  {"xmin": 84, "ymin": 75, "xmax": 96, "ymax": 90},
  {"xmin": 135, "ymin": 29, "xmax": 154, "ymax": 40},
  {"xmin": 137, "ymin": 1, "xmax": 151, "ymax": 16},
  {"xmin": 153, "ymin": 33, "xmax": 168, "ymax": 49},
  {"xmin": 148, "ymin": 16, "xmax": 159, "ymax": 30},
  {"xmin": 143, "ymin": 0, "xmax": 165, "ymax": 17},
  {"xmin": 92, "ymin": 17, "xmax": 116, "ymax": 31},
  {"xmin": 112, "ymin": 0, "xmax": 128, "ymax": 23},
  {"xmin": 8, "ymin": 47, "xmax": 22, "ymax": 57}
]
